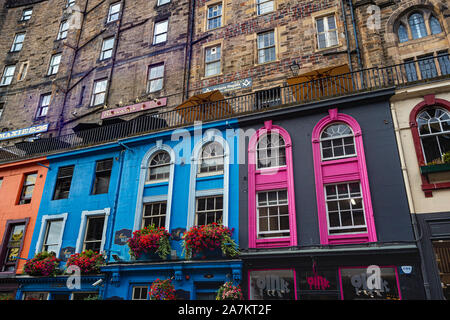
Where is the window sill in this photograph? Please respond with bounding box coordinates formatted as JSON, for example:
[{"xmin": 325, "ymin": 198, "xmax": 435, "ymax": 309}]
[
  {"xmin": 420, "ymin": 163, "xmax": 450, "ymax": 174},
  {"xmin": 255, "ymin": 237, "xmax": 291, "ymax": 248},
  {"xmin": 197, "ymin": 171, "xmax": 224, "ymax": 179}
]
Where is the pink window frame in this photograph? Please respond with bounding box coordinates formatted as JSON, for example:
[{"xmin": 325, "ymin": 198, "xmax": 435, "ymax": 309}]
[
  {"xmin": 409, "ymin": 94, "xmax": 450, "ymax": 197},
  {"xmin": 248, "ymin": 120, "xmax": 297, "ymax": 248},
  {"xmin": 312, "ymin": 109, "xmax": 377, "ymax": 245}
]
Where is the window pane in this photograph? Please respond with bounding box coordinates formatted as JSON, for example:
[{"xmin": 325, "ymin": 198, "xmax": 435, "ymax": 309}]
[
  {"xmin": 398, "ymin": 24, "xmax": 409, "ymax": 43},
  {"xmin": 409, "ymin": 13, "xmax": 427, "ymax": 39}
]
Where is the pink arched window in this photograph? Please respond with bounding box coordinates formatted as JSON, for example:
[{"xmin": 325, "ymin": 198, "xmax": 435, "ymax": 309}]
[
  {"xmin": 312, "ymin": 109, "xmax": 377, "ymax": 245},
  {"xmin": 248, "ymin": 121, "xmax": 297, "ymax": 248}
]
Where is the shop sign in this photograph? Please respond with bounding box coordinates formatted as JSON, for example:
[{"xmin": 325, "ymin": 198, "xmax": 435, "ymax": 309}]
[
  {"xmin": 249, "ymin": 269, "xmax": 296, "ymax": 300},
  {"xmin": 114, "ymin": 229, "xmax": 132, "ymax": 246},
  {"xmin": 306, "ymin": 264, "xmax": 331, "ymax": 290},
  {"xmin": 202, "ymin": 78, "xmax": 253, "ymax": 94},
  {"xmin": 101, "ymin": 98, "xmax": 167, "ymax": 119},
  {"xmin": 340, "ymin": 266, "xmax": 400, "ymax": 300},
  {"xmin": 0, "ymin": 123, "xmax": 49, "ymax": 141}
]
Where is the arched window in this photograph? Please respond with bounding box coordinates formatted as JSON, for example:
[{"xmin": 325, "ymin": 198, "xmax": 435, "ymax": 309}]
[
  {"xmin": 312, "ymin": 109, "xmax": 377, "ymax": 245},
  {"xmin": 256, "ymin": 132, "xmax": 286, "ymax": 169},
  {"xmin": 417, "ymin": 107, "xmax": 450, "ymax": 164},
  {"xmin": 320, "ymin": 123, "xmax": 356, "ymax": 160},
  {"xmin": 248, "ymin": 121, "xmax": 297, "ymax": 248},
  {"xmin": 397, "ymin": 24, "xmax": 409, "ymax": 43},
  {"xmin": 198, "ymin": 141, "xmax": 224, "ymax": 175},
  {"xmin": 409, "ymin": 13, "xmax": 428, "ymax": 39},
  {"xmin": 147, "ymin": 150, "xmax": 171, "ymax": 182},
  {"xmin": 429, "ymin": 16, "xmax": 442, "ymax": 35}
]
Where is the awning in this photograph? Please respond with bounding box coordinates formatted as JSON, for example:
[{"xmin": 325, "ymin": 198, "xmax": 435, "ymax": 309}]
[
  {"xmin": 286, "ymin": 64, "xmax": 354, "ymax": 102},
  {"xmin": 175, "ymin": 90, "xmax": 233, "ymax": 122}
]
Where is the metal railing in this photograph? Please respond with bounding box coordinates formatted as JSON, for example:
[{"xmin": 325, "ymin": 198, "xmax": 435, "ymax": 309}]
[{"xmin": 1, "ymin": 54, "xmax": 449, "ymax": 163}]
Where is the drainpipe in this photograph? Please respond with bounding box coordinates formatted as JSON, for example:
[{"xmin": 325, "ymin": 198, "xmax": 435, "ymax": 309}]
[
  {"xmin": 391, "ymin": 102, "xmax": 431, "ymax": 300},
  {"xmin": 347, "ymin": 0, "xmax": 362, "ymax": 70},
  {"xmin": 101, "ymin": 142, "xmax": 126, "ymax": 299},
  {"xmin": 341, "ymin": 0, "xmax": 353, "ymax": 72},
  {"xmin": 183, "ymin": 0, "xmax": 196, "ymax": 101}
]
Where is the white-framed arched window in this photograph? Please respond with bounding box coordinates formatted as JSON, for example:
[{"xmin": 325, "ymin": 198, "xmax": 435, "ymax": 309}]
[
  {"xmin": 133, "ymin": 141, "xmax": 175, "ymax": 232},
  {"xmin": 417, "ymin": 107, "xmax": 450, "ymax": 164},
  {"xmin": 198, "ymin": 141, "xmax": 224, "ymax": 175},
  {"xmin": 187, "ymin": 132, "xmax": 230, "ymax": 229},
  {"xmin": 320, "ymin": 123, "xmax": 356, "ymax": 161},
  {"xmin": 256, "ymin": 131, "xmax": 286, "ymax": 169},
  {"xmin": 147, "ymin": 150, "xmax": 171, "ymax": 183}
]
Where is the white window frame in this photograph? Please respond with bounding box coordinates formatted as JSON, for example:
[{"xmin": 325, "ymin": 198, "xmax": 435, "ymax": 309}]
[
  {"xmin": 35, "ymin": 213, "xmax": 68, "ymax": 258},
  {"xmin": 75, "ymin": 208, "xmax": 110, "ymax": 253},
  {"xmin": 256, "ymin": 0, "xmax": 274, "ymax": 15},
  {"xmin": 142, "ymin": 201, "xmax": 167, "ymax": 228},
  {"xmin": 256, "ymin": 189, "xmax": 289, "ymax": 239},
  {"xmin": 132, "ymin": 286, "xmax": 149, "ymax": 300},
  {"xmin": 11, "ymin": 33, "xmax": 26, "ymax": 52},
  {"xmin": 57, "ymin": 20, "xmax": 69, "ymax": 40},
  {"xmin": 91, "ymin": 79, "xmax": 108, "ymax": 106},
  {"xmin": 36, "ymin": 93, "xmax": 51, "ymax": 118},
  {"xmin": 324, "ymin": 182, "xmax": 367, "ymax": 235},
  {"xmin": 107, "ymin": 2, "xmax": 121, "ymax": 23},
  {"xmin": 147, "ymin": 150, "xmax": 171, "ymax": 183},
  {"xmin": 198, "ymin": 140, "xmax": 224, "ymax": 175},
  {"xmin": 147, "ymin": 63, "xmax": 165, "ymax": 93},
  {"xmin": 320, "ymin": 123, "xmax": 356, "ymax": 161},
  {"xmin": 257, "ymin": 30, "xmax": 276, "ymax": 64},
  {"xmin": 48, "ymin": 53, "xmax": 62, "ymax": 75},
  {"xmin": 315, "ymin": 15, "xmax": 338, "ymax": 49},
  {"xmin": 195, "ymin": 195, "xmax": 224, "ymax": 226},
  {"xmin": 157, "ymin": 0, "xmax": 171, "ymax": 6},
  {"xmin": 100, "ymin": 37, "xmax": 115, "ymax": 60},
  {"xmin": 0, "ymin": 65, "xmax": 16, "ymax": 86},
  {"xmin": 21, "ymin": 8, "xmax": 33, "ymax": 21},
  {"xmin": 256, "ymin": 132, "xmax": 286, "ymax": 170},
  {"xmin": 153, "ymin": 20, "xmax": 168, "ymax": 45},
  {"xmin": 206, "ymin": 3, "xmax": 222, "ymax": 30},
  {"xmin": 204, "ymin": 45, "xmax": 221, "ymax": 77}
]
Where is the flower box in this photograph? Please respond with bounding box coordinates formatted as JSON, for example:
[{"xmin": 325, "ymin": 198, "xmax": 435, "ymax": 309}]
[
  {"xmin": 127, "ymin": 225, "xmax": 171, "ymax": 260},
  {"xmin": 65, "ymin": 250, "xmax": 105, "ymax": 274},
  {"xmin": 420, "ymin": 163, "xmax": 450, "ymax": 174},
  {"xmin": 182, "ymin": 223, "xmax": 239, "ymax": 260},
  {"xmin": 23, "ymin": 252, "xmax": 61, "ymax": 277}
]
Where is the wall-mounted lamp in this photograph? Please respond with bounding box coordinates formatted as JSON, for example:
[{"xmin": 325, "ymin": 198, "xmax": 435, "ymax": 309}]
[{"xmin": 290, "ymin": 61, "xmax": 300, "ymax": 75}]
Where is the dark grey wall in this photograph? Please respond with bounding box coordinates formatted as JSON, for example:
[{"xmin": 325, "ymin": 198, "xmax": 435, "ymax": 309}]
[{"xmin": 238, "ymin": 95, "xmax": 415, "ymax": 249}]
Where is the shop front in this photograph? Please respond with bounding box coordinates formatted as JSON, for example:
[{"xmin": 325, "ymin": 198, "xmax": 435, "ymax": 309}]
[{"xmin": 242, "ymin": 244, "xmax": 426, "ymax": 300}]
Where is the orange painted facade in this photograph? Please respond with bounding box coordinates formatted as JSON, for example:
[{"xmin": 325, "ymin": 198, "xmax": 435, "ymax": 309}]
[{"xmin": 0, "ymin": 157, "xmax": 48, "ymax": 275}]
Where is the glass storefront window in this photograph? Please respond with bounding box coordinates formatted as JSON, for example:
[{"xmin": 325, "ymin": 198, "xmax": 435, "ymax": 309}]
[
  {"xmin": 432, "ymin": 240, "xmax": 450, "ymax": 300},
  {"xmin": 249, "ymin": 269, "xmax": 296, "ymax": 300},
  {"xmin": 340, "ymin": 266, "xmax": 401, "ymax": 300}
]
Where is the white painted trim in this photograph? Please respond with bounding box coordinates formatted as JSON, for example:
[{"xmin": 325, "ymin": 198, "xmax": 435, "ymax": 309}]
[
  {"xmin": 75, "ymin": 208, "xmax": 110, "ymax": 253},
  {"xmin": 187, "ymin": 132, "xmax": 230, "ymax": 229},
  {"xmin": 133, "ymin": 142, "xmax": 175, "ymax": 231},
  {"xmin": 35, "ymin": 213, "xmax": 68, "ymax": 258}
]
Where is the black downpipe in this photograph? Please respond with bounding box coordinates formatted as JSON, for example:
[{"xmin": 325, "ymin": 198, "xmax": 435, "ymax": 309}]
[
  {"xmin": 348, "ymin": 0, "xmax": 362, "ymax": 70},
  {"xmin": 184, "ymin": 0, "xmax": 196, "ymax": 101},
  {"xmin": 341, "ymin": 0, "xmax": 352, "ymax": 72}
]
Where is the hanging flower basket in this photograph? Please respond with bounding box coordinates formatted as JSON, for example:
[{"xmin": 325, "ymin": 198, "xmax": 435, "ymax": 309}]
[
  {"xmin": 23, "ymin": 252, "xmax": 61, "ymax": 277},
  {"xmin": 66, "ymin": 250, "xmax": 105, "ymax": 274},
  {"xmin": 182, "ymin": 223, "xmax": 239, "ymax": 260},
  {"xmin": 216, "ymin": 282, "xmax": 244, "ymax": 300},
  {"xmin": 149, "ymin": 278, "xmax": 176, "ymax": 300},
  {"xmin": 127, "ymin": 225, "xmax": 171, "ymax": 260}
]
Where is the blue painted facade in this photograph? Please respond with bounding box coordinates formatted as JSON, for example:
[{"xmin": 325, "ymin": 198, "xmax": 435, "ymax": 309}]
[
  {"xmin": 102, "ymin": 119, "xmax": 241, "ymax": 300},
  {"xmin": 16, "ymin": 144, "xmax": 123, "ymax": 299},
  {"xmin": 15, "ymin": 119, "xmax": 242, "ymax": 300}
]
